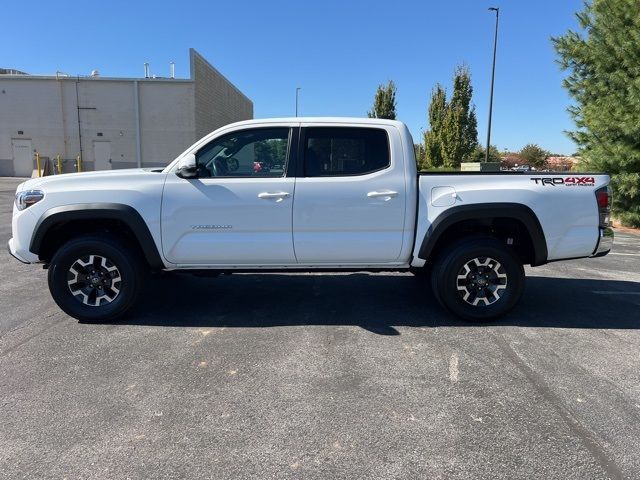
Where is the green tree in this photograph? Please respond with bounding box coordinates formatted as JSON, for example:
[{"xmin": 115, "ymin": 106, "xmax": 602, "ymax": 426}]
[
  {"xmin": 469, "ymin": 144, "xmax": 501, "ymax": 163},
  {"xmin": 422, "ymin": 85, "xmax": 447, "ymax": 169},
  {"xmin": 368, "ymin": 80, "xmax": 397, "ymax": 120},
  {"xmin": 553, "ymin": 0, "xmax": 640, "ymax": 226},
  {"xmin": 441, "ymin": 66, "xmax": 478, "ymax": 168},
  {"xmin": 519, "ymin": 144, "xmax": 549, "ymax": 169},
  {"xmin": 422, "ymin": 66, "xmax": 478, "ymax": 169},
  {"xmin": 413, "ymin": 143, "xmax": 425, "ymax": 167}
]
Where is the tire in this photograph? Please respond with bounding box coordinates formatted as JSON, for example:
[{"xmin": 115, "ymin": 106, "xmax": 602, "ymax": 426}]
[
  {"xmin": 431, "ymin": 236, "xmax": 524, "ymax": 321},
  {"xmin": 48, "ymin": 234, "xmax": 143, "ymax": 322}
]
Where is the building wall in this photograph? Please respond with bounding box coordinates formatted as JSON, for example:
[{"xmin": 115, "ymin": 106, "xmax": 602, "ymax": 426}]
[
  {"xmin": 72, "ymin": 79, "xmax": 140, "ymax": 171},
  {"xmin": 137, "ymin": 81, "xmax": 195, "ymax": 168},
  {"xmin": 191, "ymin": 49, "xmax": 253, "ymax": 141},
  {"xmin": 0, "ymin": 49, "xmax": 252, "ymax": 177},
  {"xmin": 0, "ymin": 78, "xmax": 67, "ymax": 175},
  {"xmin": 0, "ymin": 77, "xmax": 195, "ymax": 175}
]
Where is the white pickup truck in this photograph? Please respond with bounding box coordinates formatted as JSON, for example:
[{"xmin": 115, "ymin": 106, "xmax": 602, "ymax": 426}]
[{"xmin": 9, "ymin": 118, "xmax": 613, "ymax": 322}]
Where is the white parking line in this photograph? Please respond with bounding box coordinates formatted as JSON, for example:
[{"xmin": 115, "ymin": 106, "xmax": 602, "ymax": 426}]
[
  {"xmin": 608, "ymin": 253, "xmax": 640, "ymax": 256},
  {"xmin": 592, "ymin": 291, "xmax": 640, "ymax": 295},
  {"xmin": 449, "ymin": 353, "xmax": 459, "ymax": 382}
]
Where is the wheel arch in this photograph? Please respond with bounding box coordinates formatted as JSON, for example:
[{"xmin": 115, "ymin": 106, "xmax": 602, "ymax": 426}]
[
  {"xmin": 418, "ymin": 203, "xmax": 548, "ymax": 266},
  {"xmin": 30, "ymin": 203, "xmax": 164, "ymax": 270}
]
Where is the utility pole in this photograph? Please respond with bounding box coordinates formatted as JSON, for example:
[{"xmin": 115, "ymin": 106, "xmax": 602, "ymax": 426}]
[
  {"xmin": 485, "ymin": 7, "xmax": 499, "ymax": 162},
  {"xmin": 295, "ymin": 87, "xmax": 301, "ymax": 117}
]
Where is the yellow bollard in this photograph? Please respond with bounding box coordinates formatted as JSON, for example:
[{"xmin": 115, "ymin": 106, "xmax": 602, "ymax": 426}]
[
  {"xmin": 56, "ymin": 155, "xmax": 63, "ymax": 174},
  {"xmin": 35, "ymin": 152, "xmax": 42, "ymax": 177},
  {"xmin": 76, "ymin": 155, "xmax": 82, "ymax": 173}
]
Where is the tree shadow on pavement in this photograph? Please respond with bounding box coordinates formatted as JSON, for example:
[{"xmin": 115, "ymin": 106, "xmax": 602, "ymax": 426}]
[{"xmin": 114, "ymin": 273, "xmax": 640, "ymax": 334}]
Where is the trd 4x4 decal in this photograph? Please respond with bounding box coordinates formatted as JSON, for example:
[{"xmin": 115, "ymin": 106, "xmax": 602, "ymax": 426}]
[{"xmin": 531, "ymin": 177, "xmax": 595, "ymax": 186}]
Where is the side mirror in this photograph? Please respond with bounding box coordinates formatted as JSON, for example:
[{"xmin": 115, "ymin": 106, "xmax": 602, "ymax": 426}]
[{"xmin": 176, "ymin": 153, "xmax": 198, "ymax": 179}]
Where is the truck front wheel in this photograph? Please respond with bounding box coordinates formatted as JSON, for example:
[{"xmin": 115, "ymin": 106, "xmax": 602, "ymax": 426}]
[
  {"xmin": 431, "ymin": 237, "xmax": 524, "ymax": 321},
  {"xmin": 48, "ymin": 234, "xmax": 142, "ymax": 322}
]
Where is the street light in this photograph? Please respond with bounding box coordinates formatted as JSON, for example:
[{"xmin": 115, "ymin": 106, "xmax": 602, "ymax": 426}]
[
  {"xmin": 295, "ymin": 87, "xmax": 301, "ymax": 117},
  {"xmin": 485, "ymin": 7, "xmax": 499, "ymax": 163}
]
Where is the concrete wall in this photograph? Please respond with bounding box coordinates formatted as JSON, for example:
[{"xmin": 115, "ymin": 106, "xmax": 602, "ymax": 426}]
[
  {"xmin": 74, "ymin": 80, "xmax": 139, "ymax": 171},
  {"xmin": 137, "ymin": 81, "xmax": 195, "ymax": 168},
  {"xmin": 0, "ymin": 49, "xmax": 252, "ymax": 176},
  {"xmin": 0, "ymin": 78, "xmax": 66, "ymax": 176},
  {"xmin": 191, "ymin": 49, "xmax": 253, "ymax": 140},
  {"xmin": 0, "ymin": 77, "xmax": 194, "ymax": 175}
]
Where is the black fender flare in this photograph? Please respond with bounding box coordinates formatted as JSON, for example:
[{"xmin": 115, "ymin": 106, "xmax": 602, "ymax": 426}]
[
  {"xmin": 30, "ymin": 203, "xmax": 165, "ymax": 269},
  {"xmin": 417, "ymin": 203, "xmax": 548, "ymax": 266}
]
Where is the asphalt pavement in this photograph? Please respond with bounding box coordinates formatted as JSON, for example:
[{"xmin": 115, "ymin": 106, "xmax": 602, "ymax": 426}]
[{"xmin": 1, "ymin": 176, "xmax": 639, "ymax": 479}]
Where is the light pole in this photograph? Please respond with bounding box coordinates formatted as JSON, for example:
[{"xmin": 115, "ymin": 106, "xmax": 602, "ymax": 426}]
[
  {"xmin": 485, "ymin": 7, "xmax": 499, "ymax": 162},
  {"xmin": 295, "ymin": 87, "xmax": 301, "ymax": 117}
]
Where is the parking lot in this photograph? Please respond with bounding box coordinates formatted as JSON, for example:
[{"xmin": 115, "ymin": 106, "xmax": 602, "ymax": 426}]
[{"xmin": 1, "ymin": 176, "xmax": 639, "ymax": 479}]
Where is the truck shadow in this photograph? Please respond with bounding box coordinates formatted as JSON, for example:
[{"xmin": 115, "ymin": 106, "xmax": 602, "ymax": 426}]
[{"xmin": 114, "ymin": 273, "xmax": 640, "ymax": 335}]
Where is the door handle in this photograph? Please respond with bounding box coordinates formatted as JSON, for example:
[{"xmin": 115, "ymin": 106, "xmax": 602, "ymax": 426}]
[
  {"xmin": 258, "ymin": 191, "xmax": 290, "ymax": 202},
  {"xmin": 367, "ymin": 190, "xmax": 398, "ymax": 199}
]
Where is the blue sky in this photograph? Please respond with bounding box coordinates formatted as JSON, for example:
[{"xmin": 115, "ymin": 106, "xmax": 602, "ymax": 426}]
[{"xmin": 3, "ymin": 0, "xmax": 583, "ymax": 154}]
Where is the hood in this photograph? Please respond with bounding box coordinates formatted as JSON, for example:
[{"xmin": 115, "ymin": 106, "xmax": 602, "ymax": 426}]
[{"xmin": 22, "ymin": 168, "xmax": 163, "ymax": 191}]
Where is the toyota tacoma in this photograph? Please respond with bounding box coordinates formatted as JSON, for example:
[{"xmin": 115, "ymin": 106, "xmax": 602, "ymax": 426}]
[{"xmin": 9, "ymin": 118, "xmax": 614, "ymax": 321}]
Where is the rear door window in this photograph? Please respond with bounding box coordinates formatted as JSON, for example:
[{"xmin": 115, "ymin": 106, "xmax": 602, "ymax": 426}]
[{"xmin": 303, "ymin": 127, "xmax": 390, "ymax": 177}]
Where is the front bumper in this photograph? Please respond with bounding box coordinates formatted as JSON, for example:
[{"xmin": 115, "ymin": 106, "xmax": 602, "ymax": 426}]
[
  {"xmin": 7, "ymin": 238, "xmax": 33, "ymax": 264},
  {"xmin": 591, "ymin": 227, "xmax": 614, "ymax": 257}
]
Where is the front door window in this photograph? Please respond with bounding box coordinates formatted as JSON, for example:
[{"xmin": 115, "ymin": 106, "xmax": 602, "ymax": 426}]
[{"xmin": 196, "ymin": 128, "xmax": 290, "ymax": 178}]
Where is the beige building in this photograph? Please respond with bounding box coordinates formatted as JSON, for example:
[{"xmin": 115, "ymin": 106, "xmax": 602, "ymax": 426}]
[{"xmin": 0, "ymin": 49, "xmax": 253, "ymax": 176}]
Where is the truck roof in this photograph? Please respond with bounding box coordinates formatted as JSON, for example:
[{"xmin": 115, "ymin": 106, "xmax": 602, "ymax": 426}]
[{"xmin": 223, "ymin": 117, "xmax": 407, "ymax": 128}]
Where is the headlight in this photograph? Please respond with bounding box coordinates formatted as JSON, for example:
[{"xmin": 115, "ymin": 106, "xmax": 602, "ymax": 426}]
[{"xmin": 15, "ymin": 190, "xmax": 45, "ymax": 211}]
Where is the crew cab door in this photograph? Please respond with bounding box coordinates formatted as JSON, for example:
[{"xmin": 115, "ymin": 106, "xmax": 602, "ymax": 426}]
[
  {"xmin": 292, "ymin": 125, "xmax": 406, "ymax": 264},
  {"xmin": 161, "ymin": 126, "xmax": 297, "ymax": 265}
]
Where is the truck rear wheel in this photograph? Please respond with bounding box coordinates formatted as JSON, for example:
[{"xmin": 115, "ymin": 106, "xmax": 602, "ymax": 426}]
[
  {"xmin": 431, "ymin": 237, "xmax": 524, "ymax": 321},
  {"xmin": 48, "ymin": 234, "xmax": 142, "ymax": 322}
]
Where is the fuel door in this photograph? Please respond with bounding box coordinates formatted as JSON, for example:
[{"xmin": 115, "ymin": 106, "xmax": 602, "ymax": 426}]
[{"xmin": 431, "ymin": 186, "xmax": 457, "ymax": 207}]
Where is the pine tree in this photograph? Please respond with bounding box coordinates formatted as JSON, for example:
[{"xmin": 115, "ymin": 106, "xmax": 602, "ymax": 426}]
[
  {"xmin": 367, "ymin": 80, "xmax": 397, "ymax": 120},
  {"xmin": 422, "ymin": 85, "xmax": 447, "ymax": 169},
  {"xmin": 422, "ymin": 66, "xmax": 478, "ymax": 169},
  {"xmin": 441, "ymin": 66, "xmax": 478, "ymax": 167},
  {"xmin": 553, "ymin": 0, "xmax": 640, "ymax": 226}
]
